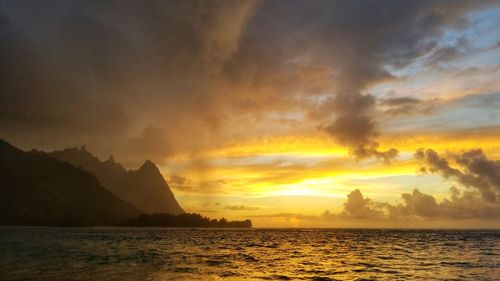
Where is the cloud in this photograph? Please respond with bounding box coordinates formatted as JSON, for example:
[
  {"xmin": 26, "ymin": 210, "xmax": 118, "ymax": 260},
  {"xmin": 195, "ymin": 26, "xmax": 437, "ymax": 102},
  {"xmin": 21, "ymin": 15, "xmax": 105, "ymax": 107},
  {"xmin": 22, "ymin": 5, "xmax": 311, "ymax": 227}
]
[
  {"xmin": 253, "ymin": 186, "xmax": 500, "ymax": 228},
  {"xmin": 224, "ymin": 205, "xmax": 260, "ymax": 211},
  {"xmin": 340, "ymin": 189, "xmax": 385, "ymax": 219},
  {"xmin": 292, "ymin": 0, "xmax": 495, "ymax": 160},
  {"xmin": 126, "ymin": 127, "xmax": 173, "ymax": 164},
  {"xmin": 168, "ymin": 173, "xmax": 227, "ymax": 194},
  {"xmin": 250, "ymin": 213, "xmax": 317, "ymax": 221},
  {"xmin": 1, "ymin": 0, "xmax": 498, "ymax": 167},
  {"xmin": 391, "ymin": 187, "xmax": 500, "ymax": 220},
  {"xmin": 335, "ymin": 187, "xmax": 500, "ymax": 220},
  {"xmin": 378, "ymin": 96, "xmax": 436, "ymax": 117},
  {"xmin": 381, "ymin": 97, "xmax": 422, "ymax": 107},
  {"xmin": 386, "ymin": 189, "xmax": 440, "ymax": 218},
  {"xmin": 169, "ymin": 174, "xmax": 187, "ymax": 186},
  {"xmin": 0, "ymin": 0, "xmax": 260, "ymax": 163},
  {"xmin": 328, "ymin": 187, "xmax": 500, "ymax": 222},
  {"xmin": 311, "ymin": 144, "xmax": 498, "ymax": 223},
  {"xmin": 265, "ymin": 1, "xmax": 497, "ymax": 161},
  {"xmin": 425, "ymin": 36, "xmax": 472, "ymax": 66},
  {"xmin": 415, "ymin": 148, "xmax": 500, "ymax": 202},
  {"xmin": 322, "ymin": 114, "xmax": 399, "ymax": 162}
]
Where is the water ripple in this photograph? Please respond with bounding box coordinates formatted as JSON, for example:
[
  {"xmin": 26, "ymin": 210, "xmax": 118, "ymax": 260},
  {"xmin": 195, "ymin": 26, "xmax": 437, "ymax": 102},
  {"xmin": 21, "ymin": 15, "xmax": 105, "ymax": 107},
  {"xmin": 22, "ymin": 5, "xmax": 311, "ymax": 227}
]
[{"xmin": 0, "ymin": 227, "xmax": 499, "ymax": 280}]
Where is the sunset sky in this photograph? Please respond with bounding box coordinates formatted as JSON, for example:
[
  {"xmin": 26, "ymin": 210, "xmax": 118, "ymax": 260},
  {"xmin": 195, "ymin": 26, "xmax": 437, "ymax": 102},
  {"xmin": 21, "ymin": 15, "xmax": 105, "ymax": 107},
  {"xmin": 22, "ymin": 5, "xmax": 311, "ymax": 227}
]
[{"xmin": 1, "ymin": 0, "xmax": 500, "ymax": 227}]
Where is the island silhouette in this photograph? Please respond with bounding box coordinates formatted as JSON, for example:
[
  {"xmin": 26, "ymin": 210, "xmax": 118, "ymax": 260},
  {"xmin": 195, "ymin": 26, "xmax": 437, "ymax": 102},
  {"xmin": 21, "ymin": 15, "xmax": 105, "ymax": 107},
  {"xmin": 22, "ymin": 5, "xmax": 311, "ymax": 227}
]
[{"xmin": 0, "ymin": 139, "xmax": 251, "ymax": 228}]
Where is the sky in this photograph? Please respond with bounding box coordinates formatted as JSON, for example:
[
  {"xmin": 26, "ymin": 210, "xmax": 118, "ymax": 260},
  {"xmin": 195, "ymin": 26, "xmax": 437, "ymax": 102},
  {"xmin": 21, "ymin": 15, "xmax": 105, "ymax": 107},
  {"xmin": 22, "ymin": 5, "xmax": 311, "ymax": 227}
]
[{"xmin": 1, "ymin": 0, "xmax": 500, "ymax": 228}]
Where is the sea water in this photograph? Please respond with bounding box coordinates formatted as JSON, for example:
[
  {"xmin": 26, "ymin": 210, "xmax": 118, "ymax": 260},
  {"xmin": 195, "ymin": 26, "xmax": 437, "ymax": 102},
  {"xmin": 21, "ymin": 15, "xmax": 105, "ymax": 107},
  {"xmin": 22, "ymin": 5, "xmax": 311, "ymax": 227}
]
[{"xmin": 0, "ymin": 227, "xmax": 498, "ymax": 280}]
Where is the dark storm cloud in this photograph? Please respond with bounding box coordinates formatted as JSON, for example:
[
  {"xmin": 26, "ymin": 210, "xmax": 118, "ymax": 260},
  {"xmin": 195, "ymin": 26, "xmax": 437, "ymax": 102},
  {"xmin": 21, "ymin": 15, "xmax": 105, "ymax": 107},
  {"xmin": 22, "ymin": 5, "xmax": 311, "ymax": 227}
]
[
  {"xmin": 0, "ymin": 0, "xmax": 259, "ymax": 162},
  {"xmin": 416, "ymin": 148, "xmax": 500, "ymax": 203},
  {"xmin": 320, "ymin": 94, "xmax": 399, "ymax": 162},
  {"xmin": 236, "ymin": 0, "xmax": 496, "ymax": 160},
  {"xmin": 308, "ymin": 0, "xmax": 492, "ymax": 160},
  {"xmin": 0, "ymin": 0, "xmax": 497, "ymax": 164},
  {"xmin": 127, "ymin": 127, "xmax": 173, "ymax": 164}
]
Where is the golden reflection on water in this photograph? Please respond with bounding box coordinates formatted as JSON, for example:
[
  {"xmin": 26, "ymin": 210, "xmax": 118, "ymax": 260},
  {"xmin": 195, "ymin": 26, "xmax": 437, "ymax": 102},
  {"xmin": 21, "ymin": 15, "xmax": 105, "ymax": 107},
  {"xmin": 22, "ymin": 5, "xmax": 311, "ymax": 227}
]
[{"xmin": 1, "ymin": 228, "xmax": 499, "ymax": 280}]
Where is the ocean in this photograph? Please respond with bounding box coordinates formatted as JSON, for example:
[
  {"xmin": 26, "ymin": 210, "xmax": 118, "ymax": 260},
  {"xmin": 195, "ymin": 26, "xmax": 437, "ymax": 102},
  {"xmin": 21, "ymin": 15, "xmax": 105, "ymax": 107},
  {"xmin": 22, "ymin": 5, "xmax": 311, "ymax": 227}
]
[{"xmin": 0, "ymin": 227, "xmax": 498, "ymax": 280}]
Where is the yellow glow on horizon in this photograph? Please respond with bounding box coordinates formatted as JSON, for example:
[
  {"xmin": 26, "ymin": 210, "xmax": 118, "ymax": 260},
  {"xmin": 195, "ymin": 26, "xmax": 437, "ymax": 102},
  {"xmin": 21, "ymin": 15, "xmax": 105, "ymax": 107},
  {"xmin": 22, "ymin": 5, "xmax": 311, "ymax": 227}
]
[
  {"xmin": 166, "ymin": 128, "xmax": 500, "ymax": 163},
  {"xmin": 168, "ymin": 134, "xmax": 350, "ymax": 161},
  {"xmin": 164, "ymin": 128, "xmax": 500, "ymax": 203}
]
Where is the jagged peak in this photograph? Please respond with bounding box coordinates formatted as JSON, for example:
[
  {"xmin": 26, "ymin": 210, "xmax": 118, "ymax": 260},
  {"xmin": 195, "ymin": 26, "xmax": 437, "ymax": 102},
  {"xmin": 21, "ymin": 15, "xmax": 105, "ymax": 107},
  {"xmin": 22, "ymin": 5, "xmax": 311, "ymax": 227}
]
[
  {"xmin": 55, "ymin": 146, "xmax": 96, "ymax": 160},
  {"xmin": 138, "ymin": 159, "xmax": 159, "ymax": 173},
  {"xmin": 107, "ymin": 155, "xmax": 115, "ymax": 163},
  {"xmin": 141, "ymin": 159, "xmax": 156, "ymax": 167}
]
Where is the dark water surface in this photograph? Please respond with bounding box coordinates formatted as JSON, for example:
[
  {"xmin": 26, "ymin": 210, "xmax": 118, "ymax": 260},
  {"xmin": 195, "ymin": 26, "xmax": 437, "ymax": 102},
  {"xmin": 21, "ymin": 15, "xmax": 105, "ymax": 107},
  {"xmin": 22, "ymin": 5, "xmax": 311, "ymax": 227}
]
[{"xmin": 0, "ymin": 227, "xmax": 499, "ymax": 280}]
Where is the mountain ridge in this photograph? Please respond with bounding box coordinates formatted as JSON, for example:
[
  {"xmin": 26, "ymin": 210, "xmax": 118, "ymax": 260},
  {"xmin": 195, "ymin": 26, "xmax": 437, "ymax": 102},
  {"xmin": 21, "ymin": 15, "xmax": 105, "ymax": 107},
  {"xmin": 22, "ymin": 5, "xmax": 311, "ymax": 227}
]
[
  {"xmin": 48, "ymin": 147, "xmax": 184, "ymax": 215},
  {"xmin": 0, "ymin": 139, "xmax": 141, "ymax": 226},
  {"xmin": 0, "ymin": 139, "xmax": 251, "ymax": 228}
]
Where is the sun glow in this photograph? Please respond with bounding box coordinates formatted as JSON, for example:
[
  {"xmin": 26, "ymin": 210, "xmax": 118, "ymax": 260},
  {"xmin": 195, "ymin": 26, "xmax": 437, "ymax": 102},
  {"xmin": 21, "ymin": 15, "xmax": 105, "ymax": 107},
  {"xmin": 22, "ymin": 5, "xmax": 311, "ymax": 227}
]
[
  {"xmin": 164, "ymin": 128, "xmax": 499, "ymax": 206},
  {"xmin": 267, "ymin": 178, "xmax": 342, "ymax": 197}
]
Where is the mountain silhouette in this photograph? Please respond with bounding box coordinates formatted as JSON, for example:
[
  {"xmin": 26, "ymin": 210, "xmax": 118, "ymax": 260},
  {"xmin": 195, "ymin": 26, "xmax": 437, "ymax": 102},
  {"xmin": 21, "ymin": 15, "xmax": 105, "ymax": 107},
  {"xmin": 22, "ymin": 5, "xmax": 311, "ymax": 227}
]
[
  {"xmin": 49, "ymin": 147, "xmax": 184, "ymax": 215},
  {"xmin": 0, "ymin": 139, "xmax": 141, "ymax": 226}
]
